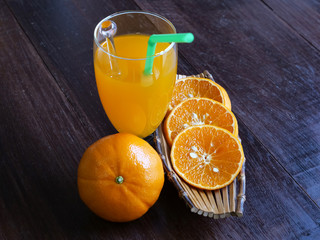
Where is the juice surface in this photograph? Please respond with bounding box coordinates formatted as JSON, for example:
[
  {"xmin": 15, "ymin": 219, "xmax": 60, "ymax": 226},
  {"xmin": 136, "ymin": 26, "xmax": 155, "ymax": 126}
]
[{"xmin": 94, "ymin": 34, "xmax": 177, "ymax": 138}]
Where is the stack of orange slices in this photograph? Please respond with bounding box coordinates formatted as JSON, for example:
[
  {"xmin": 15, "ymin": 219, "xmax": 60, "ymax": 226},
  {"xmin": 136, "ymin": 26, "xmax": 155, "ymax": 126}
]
[{"xmin": 163, "ymin": 77, "xmax": 244, "ymax": 190}]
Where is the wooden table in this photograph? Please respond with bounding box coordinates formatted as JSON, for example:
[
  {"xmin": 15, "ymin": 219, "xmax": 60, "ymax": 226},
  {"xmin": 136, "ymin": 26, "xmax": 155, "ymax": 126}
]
[{"xmin": 1, "ymin": 0, "xmax": 319, "ymax": 239}]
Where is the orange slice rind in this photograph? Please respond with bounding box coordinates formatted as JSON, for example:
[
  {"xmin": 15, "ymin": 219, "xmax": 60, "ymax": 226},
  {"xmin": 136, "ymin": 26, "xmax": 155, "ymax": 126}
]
[
  {"xmin": 170, "ymin": 125, "xmax": 244, "ymax": 190},
  {"xmin": 169, "ymin": 77, "xmax": 231, "ymax": 112},
  {"xmin": 164, "ymin": 98, "xmax": 238, "ymax": 146}
]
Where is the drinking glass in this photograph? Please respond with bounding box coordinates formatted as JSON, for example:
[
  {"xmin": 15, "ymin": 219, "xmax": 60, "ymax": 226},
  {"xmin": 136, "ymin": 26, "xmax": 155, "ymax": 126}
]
[{"xmin": 93, "ymin": 11, "xmax": 177, "ymax": 138}]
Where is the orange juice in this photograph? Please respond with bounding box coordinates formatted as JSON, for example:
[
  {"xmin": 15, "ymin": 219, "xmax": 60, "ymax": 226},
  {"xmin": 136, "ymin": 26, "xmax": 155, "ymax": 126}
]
[{"xmin": 94, "ymin": 34, "xmax": 177, "ymax": 138}]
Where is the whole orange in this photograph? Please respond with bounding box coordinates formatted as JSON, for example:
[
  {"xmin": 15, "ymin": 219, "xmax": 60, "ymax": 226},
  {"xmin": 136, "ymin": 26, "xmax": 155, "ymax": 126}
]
[{"xmin": 77, "ymin": 133, "xmax": 164, "ymax": 222}]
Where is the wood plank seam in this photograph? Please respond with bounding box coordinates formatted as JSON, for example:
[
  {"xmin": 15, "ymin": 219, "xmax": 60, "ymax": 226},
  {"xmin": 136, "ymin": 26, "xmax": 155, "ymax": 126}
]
[
  {"xmin": 237, "ymin": 115, "xmax": 320, "ymax": 209},
  {"xmin": 3, "ymin": 0, "xmax": 101, "ymax": 141},
  {"xmin": 259, "ymin": 0, "xmax": 320, "ymax": 53}
]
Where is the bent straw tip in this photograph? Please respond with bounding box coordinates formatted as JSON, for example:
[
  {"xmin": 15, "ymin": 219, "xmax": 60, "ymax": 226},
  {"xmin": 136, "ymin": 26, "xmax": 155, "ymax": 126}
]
[{"xmin": 144, "ymin": 33, "xmax": 195, "ymax": 75}]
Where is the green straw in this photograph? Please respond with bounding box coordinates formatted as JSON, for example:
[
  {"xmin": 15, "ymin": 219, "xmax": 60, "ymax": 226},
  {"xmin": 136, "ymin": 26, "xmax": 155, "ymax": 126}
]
[{"xmin": 144, "ymin": 33, "xmax": 194, "ymax": 75}]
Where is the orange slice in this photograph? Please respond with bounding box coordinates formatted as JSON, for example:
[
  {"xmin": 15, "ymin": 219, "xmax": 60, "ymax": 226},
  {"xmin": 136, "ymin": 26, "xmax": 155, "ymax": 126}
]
[
  {"xmin": 164, "ymin": 98, "xmax": 238, "ymax": 146},
  {"xmin": 169, "ymin": 77, "xmax": 231, "ymax": 112},
  {"xmin": 171, "ymin": 125, "xmax": 244, "ymax": 190}
]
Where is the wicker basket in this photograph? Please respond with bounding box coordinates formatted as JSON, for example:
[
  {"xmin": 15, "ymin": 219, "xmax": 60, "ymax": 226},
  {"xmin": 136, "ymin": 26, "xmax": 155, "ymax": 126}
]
[{"xmin": 154, "ymin": 70, "xmax": 246, "ymax": 219}]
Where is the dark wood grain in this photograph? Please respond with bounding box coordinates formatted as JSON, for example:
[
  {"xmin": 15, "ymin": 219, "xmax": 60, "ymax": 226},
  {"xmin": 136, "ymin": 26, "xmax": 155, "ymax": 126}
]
[
  {"xmin": 1, "ymin": 0, "xmax": 320, "ymax": 239},
  {"xmin": 262, "ymin": 0, "xmax": 320, "ymax": 50},
  {"xmin": 134, "ymin": 0, "xmax": 320, "ymax": 205},
  {"xmin": 4, "ymin": 0, "xmax": 142, "ymax": 137},
  {"xmin": 0, "ymin": 1, "xmax": 93, "ymax": 238}
]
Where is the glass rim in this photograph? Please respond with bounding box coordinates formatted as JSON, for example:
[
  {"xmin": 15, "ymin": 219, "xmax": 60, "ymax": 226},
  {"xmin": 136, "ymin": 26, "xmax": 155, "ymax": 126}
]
[{"xmin": 94, "ymin": 10, "xmax": 177, "ymax": 61}]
